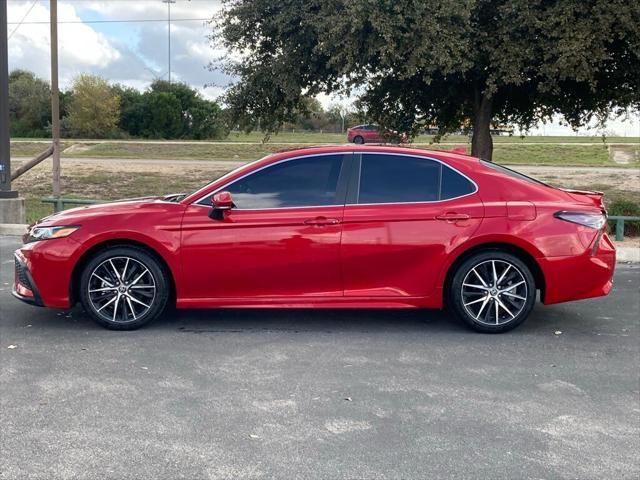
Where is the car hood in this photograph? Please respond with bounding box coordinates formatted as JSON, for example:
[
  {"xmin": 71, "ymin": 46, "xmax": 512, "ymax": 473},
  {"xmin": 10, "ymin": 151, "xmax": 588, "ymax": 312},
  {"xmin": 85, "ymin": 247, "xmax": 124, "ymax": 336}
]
[{"xmin": 36, "ymin": 197, "xmax": 185, "ymax": 226}]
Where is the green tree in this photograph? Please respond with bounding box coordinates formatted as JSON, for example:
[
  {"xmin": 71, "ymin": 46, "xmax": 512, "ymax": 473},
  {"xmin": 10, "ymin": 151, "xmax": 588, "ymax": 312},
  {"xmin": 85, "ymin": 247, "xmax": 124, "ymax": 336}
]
[
  {"xmin": 110, "ymin": 84, "xmax": 146, "ymax": 137},
  {"xmin": 8, "ymin": 70, "xmax": 51, "ymax": 137},
  {"xmin": 142, "ymin": 91, "xmax": 183, "ymax": 138},
  {"xmin": 67, "ymin": 74, "xmax": 120, "ymax": 138},
  {"xmin": 215, "ymin": 0, "xmax": 640, "ymax": 160},
  {"xmin": 190, "ymin": 97, "xmax": 226, "ymax": 139},
  {"xmin": 143, "ymin": 81, "xmax": 225, "ymax": 139}
]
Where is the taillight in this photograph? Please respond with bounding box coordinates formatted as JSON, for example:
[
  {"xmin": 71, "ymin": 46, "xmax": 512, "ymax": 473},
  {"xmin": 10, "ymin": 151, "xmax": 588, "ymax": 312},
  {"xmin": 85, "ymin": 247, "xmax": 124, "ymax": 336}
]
[{"xmin": 554, "ymin": 211, "xmax": 607, "ymax": 229}]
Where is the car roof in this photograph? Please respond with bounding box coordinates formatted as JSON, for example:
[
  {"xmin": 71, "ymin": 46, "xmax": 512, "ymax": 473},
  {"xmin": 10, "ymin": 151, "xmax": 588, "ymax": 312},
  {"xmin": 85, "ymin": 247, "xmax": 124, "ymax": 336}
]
[{"xmin": 268, "ymin": 143, "xmax": 477, "ymax": 163}]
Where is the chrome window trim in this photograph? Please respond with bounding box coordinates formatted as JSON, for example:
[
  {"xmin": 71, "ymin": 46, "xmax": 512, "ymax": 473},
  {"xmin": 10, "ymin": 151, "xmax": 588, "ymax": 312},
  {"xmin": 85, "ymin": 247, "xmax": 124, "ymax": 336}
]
[{"xmin": 191, "ymin": 150, "xmax": 479, "ymax": 211}]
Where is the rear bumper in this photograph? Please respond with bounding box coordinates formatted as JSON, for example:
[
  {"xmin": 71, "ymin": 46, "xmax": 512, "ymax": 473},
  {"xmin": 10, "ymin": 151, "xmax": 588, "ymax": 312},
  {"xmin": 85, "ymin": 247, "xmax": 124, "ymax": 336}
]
[{"xmin": 540, "ymin": 232, "xmax": 616, "ymax": 305}]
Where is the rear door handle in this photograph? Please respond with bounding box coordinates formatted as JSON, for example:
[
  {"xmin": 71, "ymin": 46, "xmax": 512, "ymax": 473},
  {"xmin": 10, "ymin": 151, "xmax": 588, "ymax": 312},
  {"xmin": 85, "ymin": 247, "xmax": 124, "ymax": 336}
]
[
  {"xmin": 436, "ymin": 213, "xmax": 470, "ymax": 221},
  {"xmin": 304, "ymin": 216, "xmax": 341, "ymax": 226}
]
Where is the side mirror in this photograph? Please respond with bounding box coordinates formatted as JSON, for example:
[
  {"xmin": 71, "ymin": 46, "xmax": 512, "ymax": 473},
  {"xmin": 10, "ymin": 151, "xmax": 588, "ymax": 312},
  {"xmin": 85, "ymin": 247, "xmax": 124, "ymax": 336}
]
[{"xmin": 209, "ymin": 191, "xmax": 234, "ymax": 220}]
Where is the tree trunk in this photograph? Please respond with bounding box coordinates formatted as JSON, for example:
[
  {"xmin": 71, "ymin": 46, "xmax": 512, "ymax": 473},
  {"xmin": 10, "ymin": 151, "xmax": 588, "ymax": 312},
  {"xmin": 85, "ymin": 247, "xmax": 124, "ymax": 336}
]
[{"xmin": 471, "ymin": 91, "xmax": 493, "ymax": 161}]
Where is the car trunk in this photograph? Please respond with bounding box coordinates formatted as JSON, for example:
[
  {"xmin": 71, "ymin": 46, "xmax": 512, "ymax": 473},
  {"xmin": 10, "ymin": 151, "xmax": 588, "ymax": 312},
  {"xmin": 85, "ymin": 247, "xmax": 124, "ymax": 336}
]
[{"xmin": 561, "ymin": 188, "xmax": 606, "ymax": 211}]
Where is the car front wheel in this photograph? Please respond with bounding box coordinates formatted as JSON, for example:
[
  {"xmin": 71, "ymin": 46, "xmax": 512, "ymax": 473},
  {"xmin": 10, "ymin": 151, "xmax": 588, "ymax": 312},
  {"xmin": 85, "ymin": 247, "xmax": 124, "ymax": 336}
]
[
  {"xmin": 79, "ymin": 246, "xmax": 169, "ymax": 330},
  {"xmin": 353, "ymin": 135, "xmax": 364, "ymax": 144},
  {"xmin": 449, "ymin": 251, "xmax": 536, "ymax": 333}
]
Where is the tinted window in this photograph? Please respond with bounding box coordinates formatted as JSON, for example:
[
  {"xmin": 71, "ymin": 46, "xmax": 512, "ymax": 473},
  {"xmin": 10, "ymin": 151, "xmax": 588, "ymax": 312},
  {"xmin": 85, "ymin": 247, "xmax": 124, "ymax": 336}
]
[
  {"xmin": 358, "ymin": 154, "xmax": 441, "ymax": 204},
  {"xmin": 480, "ymin": 160, "xmax": 548, "ymax": 186},
  {"xmin": 441, "ymin": 165, "xmax": 475, "ymax": 199},
  {"xmin": 221, "ymin": 155, "xmax": 343, "ymax": 209},
  {"xmin": 356, "ymin": 154, "xmax": 476, "ymax": 204}
]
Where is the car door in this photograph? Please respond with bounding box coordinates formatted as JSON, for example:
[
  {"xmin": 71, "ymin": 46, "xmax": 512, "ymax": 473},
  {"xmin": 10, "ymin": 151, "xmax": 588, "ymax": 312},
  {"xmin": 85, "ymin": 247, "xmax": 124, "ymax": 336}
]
[
  {"xmin": 365, "ymin": 125, "xmax": 382, "ymax": 143},
  {"xmin": 341, "ymin": 152, "xmax": 484, "ymax": 299},
  {"xmin": 180, "ymin": 153, "xmax": 351, "ymax": 302}
]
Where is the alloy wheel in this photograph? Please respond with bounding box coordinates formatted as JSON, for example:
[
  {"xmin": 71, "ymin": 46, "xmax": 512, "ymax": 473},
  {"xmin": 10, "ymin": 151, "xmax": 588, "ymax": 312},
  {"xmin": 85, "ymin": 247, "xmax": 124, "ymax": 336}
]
[
  {"xmin": 460, "ymin": 259, "xmax": 528, "ymax": 326},
  {"xmin": 87, "ymin": 256, "xmax": 156, "ymax": 323}
]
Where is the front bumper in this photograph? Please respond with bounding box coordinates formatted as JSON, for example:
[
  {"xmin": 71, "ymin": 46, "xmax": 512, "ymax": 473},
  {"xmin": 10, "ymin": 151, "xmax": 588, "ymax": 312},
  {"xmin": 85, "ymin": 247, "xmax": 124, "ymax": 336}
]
[
  {"xmin": 540, "ymin": 232, "xmax": 616, "ymax": 305},
  {"xmin": 12, "ymin": 253, "xmax": 44, "ymax": 306},
  {"xmin": 13, "ymin": 236, "xmax": 83, "ymax": 309}
]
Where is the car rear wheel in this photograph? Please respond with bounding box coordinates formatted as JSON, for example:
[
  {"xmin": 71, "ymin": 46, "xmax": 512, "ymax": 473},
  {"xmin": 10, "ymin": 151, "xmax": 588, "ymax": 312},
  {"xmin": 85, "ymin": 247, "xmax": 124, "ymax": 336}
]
[
  {"xmin": 79, "ymin": 246, "xmax": 169, "ymax": 330},
  {"xmin": 449, "ymin": 251, "xmax": 536, "ymax": 333},
  {"xmin": 353, "ymin": 135, "xmax": 364, "ymax": 144}
]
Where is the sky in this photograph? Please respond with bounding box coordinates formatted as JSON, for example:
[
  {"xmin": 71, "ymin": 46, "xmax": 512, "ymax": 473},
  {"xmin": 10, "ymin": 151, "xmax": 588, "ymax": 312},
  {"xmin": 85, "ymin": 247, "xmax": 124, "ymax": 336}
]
[{"xmin": 6, "ymin": 0, "xmax": 640, "ymax": 137}]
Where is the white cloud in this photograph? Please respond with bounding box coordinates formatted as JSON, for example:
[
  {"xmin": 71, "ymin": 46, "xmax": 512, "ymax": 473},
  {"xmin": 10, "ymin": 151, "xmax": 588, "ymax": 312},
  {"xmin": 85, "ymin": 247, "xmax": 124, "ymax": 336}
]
[
  {"xmin": 8, "ymin": 1, "xmax": 123, "ymax": 87},
  {"xmin": 7, "ymin": 0, "xmax": 225, "ymax": 96}
]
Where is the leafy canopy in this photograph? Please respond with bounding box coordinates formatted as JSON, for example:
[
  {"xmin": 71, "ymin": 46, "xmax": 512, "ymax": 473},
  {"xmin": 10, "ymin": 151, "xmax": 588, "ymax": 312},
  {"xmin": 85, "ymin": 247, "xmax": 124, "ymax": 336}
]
[
  {"xmin": 67, "ymin": 74, "xmax": 121, "ymax": 138},
  {"xmin": 8, "ymin": 70, "xmax": 51, "ymax": 137},
  {"xmin": 214, "ymin": 0, "xmax": 640, "ymax": 159}
]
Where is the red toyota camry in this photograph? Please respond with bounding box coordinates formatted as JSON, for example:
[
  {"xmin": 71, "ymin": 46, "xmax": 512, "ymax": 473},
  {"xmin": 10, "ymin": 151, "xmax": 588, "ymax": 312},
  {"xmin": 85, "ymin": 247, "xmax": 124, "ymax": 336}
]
[{"xmin": 13, "ymin": 145, "xmax": 615, "ymax": 333}]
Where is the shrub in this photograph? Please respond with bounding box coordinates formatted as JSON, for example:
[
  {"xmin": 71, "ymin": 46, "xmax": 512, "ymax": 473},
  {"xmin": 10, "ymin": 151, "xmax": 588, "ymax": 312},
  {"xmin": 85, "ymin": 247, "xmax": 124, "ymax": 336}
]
[{"xmin": 608, "ymin": 199, "xmax": 640, "ymax": 237}]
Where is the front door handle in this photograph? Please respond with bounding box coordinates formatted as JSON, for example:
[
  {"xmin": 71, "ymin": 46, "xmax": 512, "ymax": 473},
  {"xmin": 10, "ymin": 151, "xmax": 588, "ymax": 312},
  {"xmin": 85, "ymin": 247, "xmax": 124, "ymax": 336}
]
[
  {"xmin": 304, "ymin": 216, "xmax": 341, "ymax": 226},
  {"xmin": 436, "ymin": 212, "xmax": 470, "ymax": 222}
]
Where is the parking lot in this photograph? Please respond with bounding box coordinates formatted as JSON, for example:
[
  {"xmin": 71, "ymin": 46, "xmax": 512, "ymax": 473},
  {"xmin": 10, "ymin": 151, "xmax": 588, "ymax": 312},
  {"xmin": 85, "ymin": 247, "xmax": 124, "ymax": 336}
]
[{"xmin": 0, "ymin": 234, "xmax": 638, "ymax": 479}]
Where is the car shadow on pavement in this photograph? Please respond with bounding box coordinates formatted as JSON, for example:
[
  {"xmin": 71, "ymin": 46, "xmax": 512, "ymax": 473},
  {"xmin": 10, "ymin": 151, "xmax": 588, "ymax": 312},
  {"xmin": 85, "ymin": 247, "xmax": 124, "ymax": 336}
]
[
  {"xmin": 154, "ymin": 307, "xmax": 461, "ymax": 334},
  {"xmin": 9, "ymin": 302, "xmax": 570, "ymax": 335}
]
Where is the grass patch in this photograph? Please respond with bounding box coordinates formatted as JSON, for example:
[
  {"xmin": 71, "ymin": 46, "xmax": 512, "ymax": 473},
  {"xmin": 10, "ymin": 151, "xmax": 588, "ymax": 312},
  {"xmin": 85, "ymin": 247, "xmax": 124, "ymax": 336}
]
[
  {"xmin": 492, "ymin": 144, "xmax": 615, "ymax": 166},
  {"xmin": 12, "ymin": 142, "xmax": 632, "ymax": 167},
  {"xmin": 68, "ymin": 142, "xmax": 297, "ymax": 162},
  {"xmin": 10, "ymin": 141, "xmax": 72, "ymax": 157},
  {"xmin": 225, "ymin": 131, "xmax": 640, "ymax": 144}
]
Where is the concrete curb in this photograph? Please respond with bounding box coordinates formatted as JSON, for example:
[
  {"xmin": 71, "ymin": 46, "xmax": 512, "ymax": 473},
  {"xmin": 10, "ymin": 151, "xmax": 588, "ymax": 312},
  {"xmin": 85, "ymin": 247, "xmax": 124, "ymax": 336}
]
[
  {"xmin": 0, "ymin": 223, "xmax": 638, "ymax": 263},
  {"xmin": 616, "ymin": 246, "xmax": 640, "ymax": 263},
  {"xmin": 0, "ymin": 224, "xmax": 27, "ymax": 236}
]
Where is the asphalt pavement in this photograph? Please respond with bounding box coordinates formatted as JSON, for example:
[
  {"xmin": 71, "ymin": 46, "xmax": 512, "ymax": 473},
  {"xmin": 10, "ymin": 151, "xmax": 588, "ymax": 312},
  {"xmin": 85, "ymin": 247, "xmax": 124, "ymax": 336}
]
[{"xmin": 0, "ymin": 235, "xmax": 638, "ymax": 479}]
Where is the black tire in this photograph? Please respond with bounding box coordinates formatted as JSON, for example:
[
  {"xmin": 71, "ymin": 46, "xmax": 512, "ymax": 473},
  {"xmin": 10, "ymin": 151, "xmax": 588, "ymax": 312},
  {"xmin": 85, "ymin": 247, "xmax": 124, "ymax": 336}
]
[
  {"xmin": 353, "ymin": 135, "xmax": 365, "ymax": 144},
  {"xmin": 448, "ymin": 251, "xmax": 536, "ymax": 333},
  {"xmin": 79, "ymin": 246, "xmax": 169, "ymax": 330}
]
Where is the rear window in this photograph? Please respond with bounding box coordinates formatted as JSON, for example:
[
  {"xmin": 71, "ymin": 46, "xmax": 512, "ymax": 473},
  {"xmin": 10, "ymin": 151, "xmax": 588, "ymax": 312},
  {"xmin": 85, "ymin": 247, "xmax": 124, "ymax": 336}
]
[{"xmin": 480, "ymin": 160, "xmax": 549, "ymax": 187}]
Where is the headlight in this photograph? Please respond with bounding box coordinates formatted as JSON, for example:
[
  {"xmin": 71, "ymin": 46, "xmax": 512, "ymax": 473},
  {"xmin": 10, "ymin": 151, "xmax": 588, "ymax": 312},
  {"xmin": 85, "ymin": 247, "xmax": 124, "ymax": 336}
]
[
  {"xmin": 554, "ymin": 211, "xmax": 606, "ymax": 229},
  {"xmin": 24, "ymin": 225, "xmax": 80, "ymax": 243}
]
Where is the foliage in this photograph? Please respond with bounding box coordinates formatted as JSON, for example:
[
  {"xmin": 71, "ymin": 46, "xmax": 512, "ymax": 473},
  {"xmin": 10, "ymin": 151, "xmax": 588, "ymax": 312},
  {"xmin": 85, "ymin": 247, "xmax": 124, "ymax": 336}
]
[
  {"xmin": 214, "ymin": 0, "xmax": 640, "ymax": 159},
  {"xmin": 67, "ymin": 74, "xmax": 121, "ymax": 138},
  {"xmin": 110, "ymin": 84, "xmax": 146, "ymax": 137},
  {"xmin": 142, "ymin": 91, "xmax": 183, "ymax": 139},
  {"xmin": 8, "ymin": 70, "xmax": 227, "ymax": 140},
  {"xmin": 147, "ymin": 80, "xmax": 227, "ymax": 139},
  {"xmin": 8, "ymin": 70, "xmax": 51, "ymax": 137},
  {"xmin": 608, "ymin": 199, "xmax": 640, "ymax": 236}
]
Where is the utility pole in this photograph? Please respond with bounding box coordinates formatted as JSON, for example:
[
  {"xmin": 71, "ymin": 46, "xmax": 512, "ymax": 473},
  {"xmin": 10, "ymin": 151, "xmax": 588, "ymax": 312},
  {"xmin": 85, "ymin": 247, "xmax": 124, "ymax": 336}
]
[
  {"xmin": 0, "ymin": 0, "xmax": 16, "ymax": 199},
  {"xmin": 0, "ymin": 0, "xmax": 24, "ymax": 223},
  {"xmin": 50, "ymin": 0, "xmax": 60, "ymax": 198},
  {"xmin": 163, "ymin": 0, "xmax": 176, "ymax": 83}
]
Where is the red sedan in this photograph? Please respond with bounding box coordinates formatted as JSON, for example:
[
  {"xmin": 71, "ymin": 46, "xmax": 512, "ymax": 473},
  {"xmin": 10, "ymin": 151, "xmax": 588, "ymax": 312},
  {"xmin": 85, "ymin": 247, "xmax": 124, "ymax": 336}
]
[
  {"xmin": 13, "ymin": 146, "xmax": 615, "ymax": 333},
  {"xmin": 347, "ymin": 124, "xmax": 407, "ymax": 144},
  {"xmin": 347, "ymin": 124, "xmax": 383, "ymax": 144}
]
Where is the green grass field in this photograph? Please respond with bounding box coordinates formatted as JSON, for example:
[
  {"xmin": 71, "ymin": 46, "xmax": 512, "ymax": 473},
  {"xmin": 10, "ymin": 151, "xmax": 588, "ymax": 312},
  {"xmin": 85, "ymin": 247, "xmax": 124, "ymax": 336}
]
[
  {"xmin": 12, "ymin": 132, "xmax": 640, "ymax": 144},
  {"xmin": 10, "ymin": 137, "xmax": 639, "ymax": 167},
  {"xmin": 8, "ymin": 133, "xmax": 639, "ymax": 223}
]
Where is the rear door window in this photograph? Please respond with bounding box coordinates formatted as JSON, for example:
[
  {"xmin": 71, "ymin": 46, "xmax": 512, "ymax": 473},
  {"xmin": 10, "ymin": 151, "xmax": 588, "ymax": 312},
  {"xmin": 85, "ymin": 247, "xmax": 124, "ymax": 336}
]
[{"xmin": 355, "ymin": 154, "xmax": 475, "ymax": 204}]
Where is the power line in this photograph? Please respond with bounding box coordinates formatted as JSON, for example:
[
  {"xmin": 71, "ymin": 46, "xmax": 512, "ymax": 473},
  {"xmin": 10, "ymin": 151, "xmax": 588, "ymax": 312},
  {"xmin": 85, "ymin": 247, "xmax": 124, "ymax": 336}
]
[
  {"xmin": 7, "ymin": 0, "xmax": 38, "ymax": 39},
  {"xmin": 7, "ymin": 18, "xmax": 212, "ymax": 25}
]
